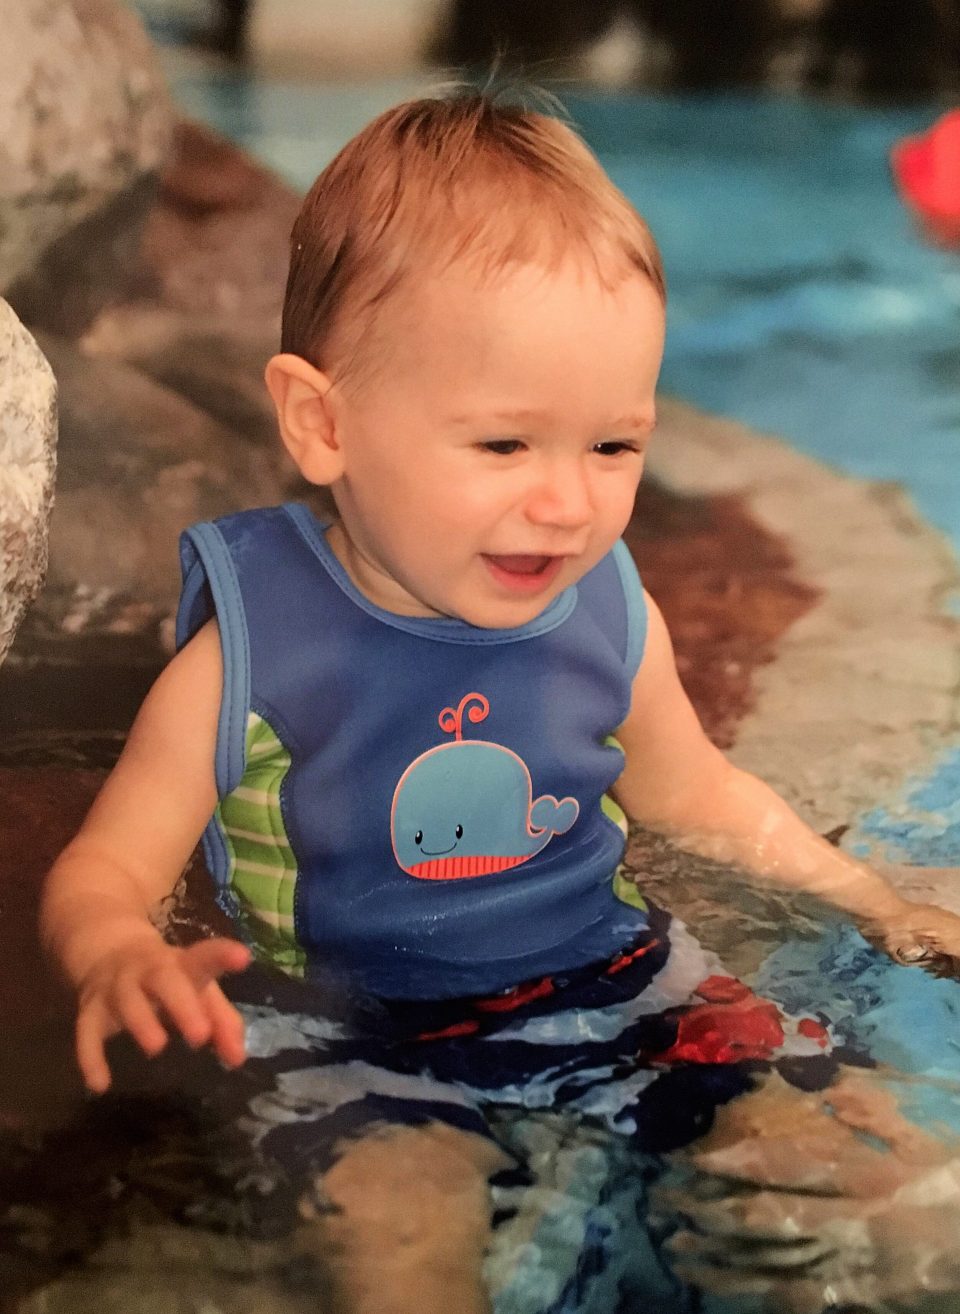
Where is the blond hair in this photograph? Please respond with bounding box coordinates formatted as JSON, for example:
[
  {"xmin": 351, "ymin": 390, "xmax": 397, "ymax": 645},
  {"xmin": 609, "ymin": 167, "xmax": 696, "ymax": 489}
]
[{"xmin": 282, "ymin": 92, "xmax": 665, "ymax": 380}]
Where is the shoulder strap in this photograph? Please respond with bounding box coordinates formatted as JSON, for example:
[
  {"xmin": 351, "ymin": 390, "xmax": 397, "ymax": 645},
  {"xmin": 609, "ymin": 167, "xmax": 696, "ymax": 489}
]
[
  {"xmin": 611, "ymin": 539, "xmax": 648, "ymax": 679},
  {"xmin": 176, "ymin": 521, "xmax": 250, "ymax": 797}
]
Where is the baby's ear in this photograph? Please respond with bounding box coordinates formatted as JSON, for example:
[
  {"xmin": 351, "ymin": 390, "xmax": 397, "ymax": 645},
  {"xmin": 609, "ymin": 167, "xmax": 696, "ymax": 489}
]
[{"xmin": 264, "ymin": 353, "xmax": 345, "ymax": 485}]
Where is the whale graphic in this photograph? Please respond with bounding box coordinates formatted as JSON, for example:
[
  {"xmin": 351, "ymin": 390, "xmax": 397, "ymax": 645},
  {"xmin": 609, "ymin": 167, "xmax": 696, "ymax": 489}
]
[{"xmin": 391, "ymin": 693, "xmax": 579, "ymax": 881}]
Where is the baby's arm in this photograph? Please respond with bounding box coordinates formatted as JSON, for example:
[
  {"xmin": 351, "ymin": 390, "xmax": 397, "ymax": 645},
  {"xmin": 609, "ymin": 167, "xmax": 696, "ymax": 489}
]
[
  {"xmin": 41, "ymin": 621, "xmax": 251, "ymax": 1092},
  {"xmin": 613, "ymin": 592, "xmax": 960, "ymax": 968}
]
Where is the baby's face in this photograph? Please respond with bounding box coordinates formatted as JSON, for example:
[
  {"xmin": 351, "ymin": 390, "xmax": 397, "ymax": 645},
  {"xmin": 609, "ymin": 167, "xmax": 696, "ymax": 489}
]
[{"xmin": 325, "ymin": 255, "xmax": 665, "ymax": 628}]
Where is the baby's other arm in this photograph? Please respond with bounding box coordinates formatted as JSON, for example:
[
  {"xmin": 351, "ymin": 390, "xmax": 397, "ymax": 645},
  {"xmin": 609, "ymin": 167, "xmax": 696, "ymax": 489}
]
[
  {"xmin": 41, "ymin": 621, "xmax": 251, "ymax": 1092},
  {"xmin": 612, "ymin": 591, "xmax": 960, "ymax": 971}
]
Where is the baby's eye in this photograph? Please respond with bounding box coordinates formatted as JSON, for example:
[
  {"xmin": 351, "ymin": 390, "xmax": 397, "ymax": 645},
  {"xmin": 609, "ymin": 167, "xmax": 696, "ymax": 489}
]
[
  {"xmin": 594, "ymin": 440, "xmax": 640, "ymax": 457},
  {"xmin": 481, "ymin": 439, "xmax": 525, "ymax": 456}
]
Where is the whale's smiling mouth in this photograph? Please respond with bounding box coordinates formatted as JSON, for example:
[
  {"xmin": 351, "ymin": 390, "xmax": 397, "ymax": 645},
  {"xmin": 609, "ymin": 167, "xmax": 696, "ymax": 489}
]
[{"xmin": 419, "ymin": 842, "xmax": 459, "ymax": 856}]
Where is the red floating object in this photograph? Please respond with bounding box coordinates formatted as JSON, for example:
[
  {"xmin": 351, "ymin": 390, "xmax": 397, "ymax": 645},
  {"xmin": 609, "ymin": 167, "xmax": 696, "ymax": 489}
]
[{"xmin": 892, "ymin": 110, "xmax": 960, "ymax": 246}]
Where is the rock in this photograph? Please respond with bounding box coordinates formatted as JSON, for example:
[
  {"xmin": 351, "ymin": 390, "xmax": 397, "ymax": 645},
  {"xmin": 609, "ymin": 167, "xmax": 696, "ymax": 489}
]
[
  {"xmin": 0, "ymin": 301, "xmax": 57, "ymax": 665},
  {"xmin": 0, "ymin": 121, "xmax": 313, "ymax": 689},
  {"xmin": 0, "ymin": 0, "xmax": 173, "ymax": 335},
  {"xmin": 83, "ymin": 315, "xmax": 286, "ymax": 457},
  {"xmin": 137, "ymin": 119, "xmax": 299, "ymax": 321},
  {"xmin": 33, "ymin": 333, "xmax": 294, "ymax": 638}
]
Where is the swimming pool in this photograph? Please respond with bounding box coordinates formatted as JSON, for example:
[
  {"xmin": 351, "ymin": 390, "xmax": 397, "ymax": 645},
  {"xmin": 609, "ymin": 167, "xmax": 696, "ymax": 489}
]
[{"xmin": 42, "ymin": 34, "xmax": 960, "ymax": 1312}]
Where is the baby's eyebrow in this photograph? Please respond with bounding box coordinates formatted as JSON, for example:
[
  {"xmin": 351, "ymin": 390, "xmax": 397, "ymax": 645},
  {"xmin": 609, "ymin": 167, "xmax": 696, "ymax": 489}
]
[
  {"xmin": 607, "ymin": 413, "xmax": 657, "ymax": 433},
  {"xmin": 446, "ymin": 408, "xmax": 656, "ymax": 431},
  {"xmin": 446, "ymin": 407, "xmax": 546, "ymax": 427}
]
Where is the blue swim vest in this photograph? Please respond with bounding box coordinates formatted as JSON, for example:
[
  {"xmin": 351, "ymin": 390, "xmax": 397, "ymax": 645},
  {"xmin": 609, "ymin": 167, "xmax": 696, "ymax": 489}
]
[{"xmin": 176, "ymin": 503, "xmax": 649, "ymax": 999}]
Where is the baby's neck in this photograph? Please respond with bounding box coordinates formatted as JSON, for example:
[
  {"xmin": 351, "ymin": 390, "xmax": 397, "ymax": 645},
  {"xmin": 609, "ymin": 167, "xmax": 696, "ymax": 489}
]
[{"xmin": 325, "ymin": 521, "xmax": 447, "ymax": 620}]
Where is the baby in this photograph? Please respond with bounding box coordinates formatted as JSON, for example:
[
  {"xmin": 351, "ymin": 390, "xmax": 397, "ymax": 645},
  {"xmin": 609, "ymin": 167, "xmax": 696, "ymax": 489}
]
[{"xmin": 42, "ymin": 93, "xmax": 960, "ymax": 1312}]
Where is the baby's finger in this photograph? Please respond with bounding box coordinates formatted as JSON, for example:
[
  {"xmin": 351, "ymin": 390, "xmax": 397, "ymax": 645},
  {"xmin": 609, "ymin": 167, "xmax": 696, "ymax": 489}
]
[
  {"xmin": 891, "ymin": 939, "xmax": 939, "ymax": 966},
  {"xmin": 142, "ymin": 965, "xmax": 213, "ymax": 1050},
  {"xmin": 76, "ymin": 996, "xmax": 117, "ymax": 1093},
  {"xmin": 922, "ymin": 952, "xmax": 960, "ymax": 980},
  {"xmin": 888, "ymin": 939, "xmax": 957, "ymax": 977},
  {"xmin": 201, "ymin": 982, "xmax": 247, "ymax": 1068},
  {"xmin": 182, "ymin": 937, "xmax": 252, "ymax": 987},
  {"xmin": 114, "ymin": 978, "xmax": 171, "ymax": 1057}
]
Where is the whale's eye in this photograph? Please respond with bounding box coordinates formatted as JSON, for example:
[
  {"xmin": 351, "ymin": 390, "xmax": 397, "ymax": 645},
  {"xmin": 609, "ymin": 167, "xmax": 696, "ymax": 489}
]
[
  {"xmin": 455, "ymin": 824, "xmax": 463, "ymax": 839},
  {"xmin": 415, "ymin": 830, "xmax": 423, "ymax": 845}
]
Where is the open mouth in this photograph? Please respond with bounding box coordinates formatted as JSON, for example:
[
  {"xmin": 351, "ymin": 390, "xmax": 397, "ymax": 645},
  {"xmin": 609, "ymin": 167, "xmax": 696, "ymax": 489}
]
[{"xmin": 482, "ymin": 554, "xmax": 564, "ymax": 593}]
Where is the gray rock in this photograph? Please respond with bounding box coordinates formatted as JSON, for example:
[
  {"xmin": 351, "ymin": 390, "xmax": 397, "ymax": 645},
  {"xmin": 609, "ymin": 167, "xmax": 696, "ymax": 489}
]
[
  {"xmin": 34, "ymin": 333, "xmax": 293, "ymax": 644},
  {"xmin": 82, "ymin": 310, "xmax": 286, "ymax": 456},
  {"xmin": 0, "ymin": 300, "xmax": 57, "ymax": 664},
  {"xmin": 0, "ymin": 0, "xmax": 173, "ymax": 332}
]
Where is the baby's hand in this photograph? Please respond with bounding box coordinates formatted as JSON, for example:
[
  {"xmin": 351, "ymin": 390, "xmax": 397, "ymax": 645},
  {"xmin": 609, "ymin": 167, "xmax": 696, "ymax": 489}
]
[
  {"xmin": 864, "ymin": 901, "xmax": 960, "ymax": 978},
  {"xmin": 75, "ymin": 936, "xmax": 252, "ymax": 1093}
]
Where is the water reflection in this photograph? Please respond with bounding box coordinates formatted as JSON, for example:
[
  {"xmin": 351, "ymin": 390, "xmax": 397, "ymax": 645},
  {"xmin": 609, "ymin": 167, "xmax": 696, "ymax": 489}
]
[
  {"xmin": 628, "ymin": 828, "xmax": 960, "ymax": 1313},
  {"xmin": 4, "ymin": 832, "xmax": 960, "ymax": 1313}
]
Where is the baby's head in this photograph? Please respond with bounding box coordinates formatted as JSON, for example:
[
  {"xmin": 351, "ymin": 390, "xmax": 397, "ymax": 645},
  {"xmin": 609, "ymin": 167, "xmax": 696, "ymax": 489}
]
[
  {"xmin": 267, "ymin": 92, "xmax": 667, "ymax": 628},
  {"xmin": 279, "ymin": 92, "xmax": 664, "ymax": 385}
]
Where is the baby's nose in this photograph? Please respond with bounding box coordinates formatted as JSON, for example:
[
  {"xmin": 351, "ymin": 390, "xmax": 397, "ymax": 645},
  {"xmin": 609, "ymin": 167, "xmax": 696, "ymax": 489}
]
[{"xmin": 525, "ymin": 462, "xmax": 592, "ymax": 528}]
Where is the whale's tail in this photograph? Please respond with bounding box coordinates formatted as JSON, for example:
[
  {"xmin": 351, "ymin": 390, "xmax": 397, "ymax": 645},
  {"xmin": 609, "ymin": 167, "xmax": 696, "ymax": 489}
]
[{"xmin": 529, "ymin": 795, "xmax": 579, "ymax": 836}]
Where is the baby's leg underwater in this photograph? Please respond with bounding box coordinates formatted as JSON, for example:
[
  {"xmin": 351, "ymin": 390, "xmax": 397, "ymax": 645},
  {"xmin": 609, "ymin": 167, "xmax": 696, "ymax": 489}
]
[
  {"xmin": 300, "ymin": 1120, "xmax": 509, "ymax": 1314},
  {"xmin": 217, "ymin": 969, "xmax": 515, "ymax": 1314},
  {"xmin": 652, "ymin": 1066, "xmax": 960, "ymax": 1312}
]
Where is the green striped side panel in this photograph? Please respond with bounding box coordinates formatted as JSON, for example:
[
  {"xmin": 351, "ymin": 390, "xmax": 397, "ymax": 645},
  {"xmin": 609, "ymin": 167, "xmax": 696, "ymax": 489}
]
[
  {"xmin": 215, "ymin": 711, "xmax": 306, "ymax": 976},
  {"xmin": 601, "ymin": 791, "xmax": 628, "ymax": 839},
  {"xmin": 601, "ymin": 734, "xmax": 629, "ymax": 839},
  {"xmin": 602, "ymin": 734, "xmax": 647, "ymax": 912},
  {"xmin": 612, "ymin": 864, "xmax": 648, "ymax": 912}
]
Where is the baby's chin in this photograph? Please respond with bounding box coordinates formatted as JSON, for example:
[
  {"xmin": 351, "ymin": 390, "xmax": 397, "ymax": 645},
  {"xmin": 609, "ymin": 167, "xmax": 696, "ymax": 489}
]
[
  {"xmin": 451, "ymin": 589, "xmax": 569, "ymax": 631},
  {"xmin": 357, "ymin": 559, "xmax": 577, "ymax": 628}
]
